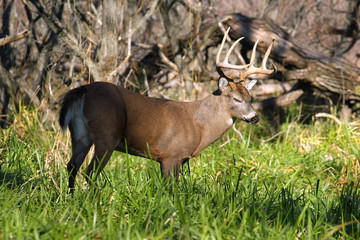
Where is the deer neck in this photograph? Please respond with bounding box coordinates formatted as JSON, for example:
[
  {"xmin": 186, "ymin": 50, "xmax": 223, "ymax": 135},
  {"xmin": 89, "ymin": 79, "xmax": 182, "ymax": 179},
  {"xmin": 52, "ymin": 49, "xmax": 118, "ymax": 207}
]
[
  {"xmin": 190, "ymin": 93, "xmax": 234, "ymax": 156},
  {"xmin": 201, "ymin": 93, "xmax": 234, "ymax": 129}
]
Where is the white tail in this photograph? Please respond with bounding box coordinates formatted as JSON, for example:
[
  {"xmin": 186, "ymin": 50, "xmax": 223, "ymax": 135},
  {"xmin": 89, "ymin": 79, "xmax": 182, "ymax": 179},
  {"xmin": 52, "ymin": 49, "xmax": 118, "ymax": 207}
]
[{"xmin": 60, "ymin": 28, "xmax": 274, "ymax": 192}]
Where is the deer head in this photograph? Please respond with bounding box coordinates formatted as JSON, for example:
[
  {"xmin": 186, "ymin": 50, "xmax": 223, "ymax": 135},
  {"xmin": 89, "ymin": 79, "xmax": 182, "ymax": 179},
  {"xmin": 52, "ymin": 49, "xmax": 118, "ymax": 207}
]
[{"xmin": 216, "ymin": 27, "xmax": 275, "ymax": 124}]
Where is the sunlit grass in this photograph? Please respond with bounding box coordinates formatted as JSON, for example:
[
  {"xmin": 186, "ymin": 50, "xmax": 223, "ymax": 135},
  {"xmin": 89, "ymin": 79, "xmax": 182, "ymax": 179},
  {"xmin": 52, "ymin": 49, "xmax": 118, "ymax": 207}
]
[{"xmin": 0, "ymin": 106, "xmax": 359, "ymax": 239}]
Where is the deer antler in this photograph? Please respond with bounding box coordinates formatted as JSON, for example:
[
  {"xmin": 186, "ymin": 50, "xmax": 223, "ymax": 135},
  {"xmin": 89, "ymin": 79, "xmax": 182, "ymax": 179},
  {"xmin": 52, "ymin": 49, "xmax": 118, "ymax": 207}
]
[
  {"xmin": 216, "ymin": 27, "xmax": 275, "ymax": 81},
  {"xmin": 216, "ymin": 28, "xmax": 251, "ymax": 79},
  {"xmin": 239, "ymin": 39, "xmax": 275, "ymax": 81}
]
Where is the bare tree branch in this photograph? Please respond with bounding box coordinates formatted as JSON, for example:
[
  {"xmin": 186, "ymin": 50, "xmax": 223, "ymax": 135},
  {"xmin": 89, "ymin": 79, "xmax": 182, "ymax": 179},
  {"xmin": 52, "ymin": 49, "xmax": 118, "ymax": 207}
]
[
  {"xmin": 0, "ymin": 30, "xmax": 31, "ymax": 46},
  {"xmin": 0, "ymin": 64, "xmax": 40, "ymax": 106},
  {"xmin": 28, "ymin": 0, "xmax": 101, "ymax": 82},
  {"xmin": 129, "ymin": 0, "xmax": 160, "ymax": 37}
]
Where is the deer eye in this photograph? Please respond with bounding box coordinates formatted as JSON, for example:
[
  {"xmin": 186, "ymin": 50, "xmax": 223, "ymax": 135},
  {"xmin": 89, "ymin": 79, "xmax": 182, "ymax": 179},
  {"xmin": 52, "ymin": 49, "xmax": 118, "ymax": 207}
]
[{"xmin": 234, "ymin": 98, "xmax": 242, "ymax": 103}]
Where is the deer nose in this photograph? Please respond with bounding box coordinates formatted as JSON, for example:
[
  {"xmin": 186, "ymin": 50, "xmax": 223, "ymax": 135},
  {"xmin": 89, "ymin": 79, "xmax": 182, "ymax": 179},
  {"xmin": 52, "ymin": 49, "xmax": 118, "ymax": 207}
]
[{"xmin": 247, "ymin": 115, "xmax": 259, "ymax": 124}]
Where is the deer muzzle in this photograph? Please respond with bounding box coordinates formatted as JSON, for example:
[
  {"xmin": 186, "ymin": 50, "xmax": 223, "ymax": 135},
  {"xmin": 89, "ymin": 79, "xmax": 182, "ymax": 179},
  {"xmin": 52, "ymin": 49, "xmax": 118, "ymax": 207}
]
[
  {"xmin": 243, "ymin": 112, "xmax": 259, "ymax": 124},
  {"xmin": 247, "ymin": 115, "xmax": 259, "ymax": 124}
]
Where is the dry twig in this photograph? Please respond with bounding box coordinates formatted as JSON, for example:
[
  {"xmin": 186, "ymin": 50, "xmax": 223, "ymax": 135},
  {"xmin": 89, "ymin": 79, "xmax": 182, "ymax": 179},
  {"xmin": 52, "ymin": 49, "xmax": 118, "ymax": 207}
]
[{"xmin": 0, "ymin": 30, "xmax": 31, "ymax": 46}]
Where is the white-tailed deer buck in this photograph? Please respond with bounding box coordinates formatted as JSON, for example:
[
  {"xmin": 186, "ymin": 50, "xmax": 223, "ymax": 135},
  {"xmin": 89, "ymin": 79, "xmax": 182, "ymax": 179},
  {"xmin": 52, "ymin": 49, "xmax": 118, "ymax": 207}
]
[{"xmin": 60, "ymin": 28, "xmax": 274, "ymax": 192}]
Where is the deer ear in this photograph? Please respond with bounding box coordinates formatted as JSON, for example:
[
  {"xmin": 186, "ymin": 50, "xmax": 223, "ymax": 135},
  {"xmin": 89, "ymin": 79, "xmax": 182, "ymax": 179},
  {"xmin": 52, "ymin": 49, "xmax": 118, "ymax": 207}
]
[
  {"xmin": 219, "ymin": 77, "xmax": 231, "ymax": 94},
  {"xmin": 246, "ymin": 80, "xmax": 257, "ymax": 91}
]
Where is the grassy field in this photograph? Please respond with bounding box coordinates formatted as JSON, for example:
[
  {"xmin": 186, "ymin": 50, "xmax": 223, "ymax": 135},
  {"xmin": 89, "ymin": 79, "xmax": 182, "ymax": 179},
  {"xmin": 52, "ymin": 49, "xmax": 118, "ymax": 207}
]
[{"xmin": 0, "ymin": 106, "xmax": 359, "ymax": 239}]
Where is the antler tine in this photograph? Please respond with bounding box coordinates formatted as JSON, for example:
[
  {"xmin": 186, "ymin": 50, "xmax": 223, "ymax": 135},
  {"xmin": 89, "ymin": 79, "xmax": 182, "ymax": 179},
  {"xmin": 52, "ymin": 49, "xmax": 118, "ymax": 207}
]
[
  {"xmin": 216, "ymin": 28, "xmax": 230, "ymax": 79},
  {"xmin": 249, "ymin": 39, "xmax": 259, "ymax": 66},
  {"xmin": 215, "ymin": 27, "xmax": 230, "ymax": 67},
  {"xmin": 216, "ymin": 27, "xmax": 252, "ymax": 76},
  {"xmin": 261, "ymin": 39, "xmax": 274, "ymax": 69},
  {"xmin": 239, "ymin": 39, "xmax": 275, "ymax": 80},
  {"xmin": 224, "ymin": 37, "xmax": 244, "ymax": 63}
]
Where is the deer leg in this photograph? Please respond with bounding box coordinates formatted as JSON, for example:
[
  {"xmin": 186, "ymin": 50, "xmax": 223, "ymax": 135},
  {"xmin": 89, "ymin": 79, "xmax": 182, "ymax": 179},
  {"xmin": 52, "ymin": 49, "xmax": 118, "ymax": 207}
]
[
  {"xmin": 160, "ymin": 159, "xmax": 181, "ymax": 182},
  {"xmin": 85, "ymin": 139, "xmax": 117, "ymax": 185},
  {"xmin": 67, "ymin": 141, "xmax": 92, "ymax": 193}
]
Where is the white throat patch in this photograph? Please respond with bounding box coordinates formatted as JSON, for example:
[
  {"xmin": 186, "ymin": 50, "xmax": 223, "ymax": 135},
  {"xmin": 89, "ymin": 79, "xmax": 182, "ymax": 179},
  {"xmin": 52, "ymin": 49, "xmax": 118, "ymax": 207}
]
[{"xmin": 227, "ymin": 118, "xmax": 234, "ymax": 126}]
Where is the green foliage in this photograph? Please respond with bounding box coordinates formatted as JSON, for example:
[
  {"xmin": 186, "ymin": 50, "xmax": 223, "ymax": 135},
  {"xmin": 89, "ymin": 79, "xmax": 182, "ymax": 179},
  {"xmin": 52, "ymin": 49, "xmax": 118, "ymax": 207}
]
[{"xmin": 1, "ymin": 106, "xmax": 360, "ymax": 239}]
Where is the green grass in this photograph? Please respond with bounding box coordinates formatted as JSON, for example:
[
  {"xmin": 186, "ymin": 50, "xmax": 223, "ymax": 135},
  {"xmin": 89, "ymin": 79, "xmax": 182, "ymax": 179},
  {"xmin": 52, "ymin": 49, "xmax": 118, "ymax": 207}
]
[{"xmin": 1, "ymin": 106, "xmax": 360, "ymax": 239}]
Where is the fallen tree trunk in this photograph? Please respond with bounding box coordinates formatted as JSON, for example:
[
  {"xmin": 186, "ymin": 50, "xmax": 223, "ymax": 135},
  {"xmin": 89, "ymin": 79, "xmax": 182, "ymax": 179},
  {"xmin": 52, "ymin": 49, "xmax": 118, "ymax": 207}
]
[
  {"xmin": 253, "ymin": 90, "xmax": 304, "ymax": 111},
  {"xmin": 251, "ymin": 83, "xmax": 293, "ymax": 97},
  {"xmin": 218, "ymin": 13, "xmax": 360, "ymax": 101}
]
